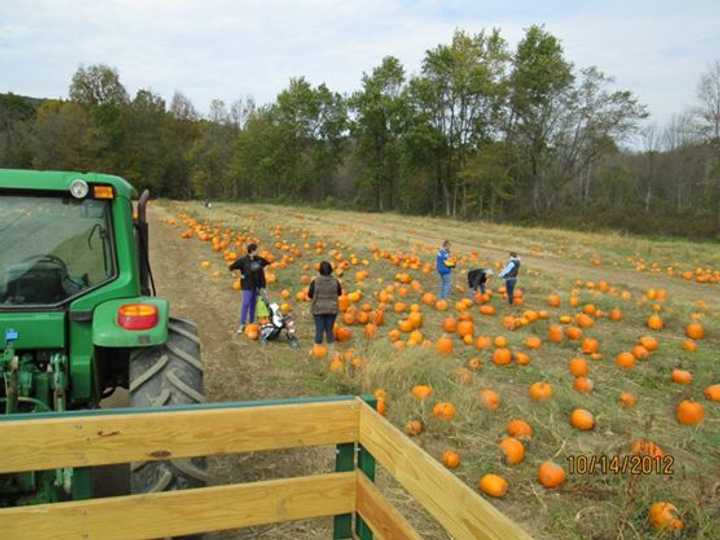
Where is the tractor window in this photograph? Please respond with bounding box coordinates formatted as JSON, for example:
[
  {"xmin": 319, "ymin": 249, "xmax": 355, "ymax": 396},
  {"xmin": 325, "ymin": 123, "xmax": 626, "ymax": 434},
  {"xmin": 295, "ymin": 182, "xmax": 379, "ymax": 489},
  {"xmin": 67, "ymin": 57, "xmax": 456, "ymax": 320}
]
[{"xmin": 0, "ymin": 194, "xmax": 115, "ymax": 307}]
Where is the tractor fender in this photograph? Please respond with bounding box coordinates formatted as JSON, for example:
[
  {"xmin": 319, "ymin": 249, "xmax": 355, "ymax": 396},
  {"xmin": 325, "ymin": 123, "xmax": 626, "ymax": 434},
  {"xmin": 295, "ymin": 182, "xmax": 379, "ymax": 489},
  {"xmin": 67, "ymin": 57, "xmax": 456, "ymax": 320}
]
[{"xmin": 92, "ymin": 297, "xmax": 169, "ymax": 348}]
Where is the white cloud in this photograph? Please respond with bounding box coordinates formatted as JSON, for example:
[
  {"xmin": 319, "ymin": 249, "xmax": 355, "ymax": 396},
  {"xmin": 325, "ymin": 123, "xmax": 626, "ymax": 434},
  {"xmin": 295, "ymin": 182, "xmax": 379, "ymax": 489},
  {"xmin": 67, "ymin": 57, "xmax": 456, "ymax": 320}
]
[{"xmin": 0, "ymin": 0, "xmax": 718, "ymax": 131}]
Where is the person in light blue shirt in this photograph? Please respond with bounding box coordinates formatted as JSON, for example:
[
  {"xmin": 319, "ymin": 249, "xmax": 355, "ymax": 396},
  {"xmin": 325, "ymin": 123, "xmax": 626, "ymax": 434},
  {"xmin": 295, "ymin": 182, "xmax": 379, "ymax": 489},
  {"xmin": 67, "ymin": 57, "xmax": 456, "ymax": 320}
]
[
  {"xmin": 436, "ymin": 240, "xmax": 453, "ymax": 299},
  {"xmin": 498, "ymin": 252, "xmax": 521, "ymax": 305}
]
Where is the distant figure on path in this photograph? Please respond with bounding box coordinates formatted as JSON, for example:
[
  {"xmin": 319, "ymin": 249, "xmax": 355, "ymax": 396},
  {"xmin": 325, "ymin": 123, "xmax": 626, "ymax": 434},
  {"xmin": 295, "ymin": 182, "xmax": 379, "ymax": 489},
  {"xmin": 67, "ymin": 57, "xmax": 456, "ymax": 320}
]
[
  {"xmin": 498, "ymin": 252, "xmax": 521, "ymax": 305},
  {"xmin": 229, "ymin": 243, "xmax": 269, "ymax": 333},
  {"xmin": 436, "ymin": 240, "xmax": 454, "ymax": 299},
  {"xmin": 307, "ymin": 261, "xmax": 342, "ymax": 350}
]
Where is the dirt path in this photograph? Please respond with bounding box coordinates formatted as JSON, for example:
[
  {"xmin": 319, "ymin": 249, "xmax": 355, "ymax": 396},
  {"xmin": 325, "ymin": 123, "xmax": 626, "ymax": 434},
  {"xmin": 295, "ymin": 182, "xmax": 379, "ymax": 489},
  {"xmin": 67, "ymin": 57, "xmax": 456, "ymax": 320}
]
[{"xmin": 148, "ymin": 204, "xmax": 335, "ymax": 539}]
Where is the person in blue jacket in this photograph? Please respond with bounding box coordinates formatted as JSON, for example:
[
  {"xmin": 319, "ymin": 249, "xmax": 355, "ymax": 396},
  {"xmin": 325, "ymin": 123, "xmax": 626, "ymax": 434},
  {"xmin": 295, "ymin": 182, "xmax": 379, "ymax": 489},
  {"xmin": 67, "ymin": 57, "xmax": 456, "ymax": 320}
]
[
  {"xmin": 498, "ymin": 252, "xmax": 521, "ymax": 305},
  {"xmin": 436, "ymin": 240, "xmax": 454, "ymax": 299}
]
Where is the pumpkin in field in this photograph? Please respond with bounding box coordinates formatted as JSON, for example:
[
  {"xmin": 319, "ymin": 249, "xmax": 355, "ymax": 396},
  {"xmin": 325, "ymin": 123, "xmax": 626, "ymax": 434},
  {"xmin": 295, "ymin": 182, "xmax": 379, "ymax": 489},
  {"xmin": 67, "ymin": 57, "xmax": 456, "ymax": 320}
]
[
  {"xmin": 615, "ymin": 352, "xmax": 636, "ymax": 369},
  {"xmin": 421, "ymin": 292, "xmax": 436, "ymax": 305},
  {"xmin": 467, "ymin": 357, "xmax": 483, "ymax": 370},
  {"xmin": 311, "ymin": 343, "xmax": 327, "ymax": 359},
  {"xmin": 685, "ymin": 322, "xmax": 705, "ymax": 340},
  {"xmin": 479, "ymin": 304, "xmax": 496, "ymax": 316},
  {"xmin": 705, "ymin": 384, "xmax": 720, "ymax": 401},
  {"xmin": 441, "ymin": 450, "xmax": 461, "ymax": 469},
  {"xmin": 479, "ymin": 389, "xmax": 500, "ymax": 410},
  {"xmin": 364, "ymin": 323, "xmax": 378, "ymax": 338},
  {"xmin": 514, "ymin": 351, "xmax": 531, "ymax": 365},
  {"xmin": 435, "ymin": 299, "xmax": 449, "ymax": 311},
  {"xmin": 581, "ymin": 338, "xmax": 599, "ymax": 354},
  {"xmin": 631, "ymin": 344, "xmax": 649, "ymax": 360},
  {"xmin": 334, "ymin": 326, "xmax": 353, "ymax": 342},
  {"xmin": 442, "ymin": 317, "xmax": 457, "ymax": 333},
  {"xmin": 649, "ymin": 502, "xmax": 684, "ymax": 530},
  {"xmin": 631, "ymin": 439, "xmax": 664, "ymax": 459},
  {"xmin": 570, "ymin": 408, "xmax": 595, "ymax": 430},
  {"xmin": 329, "ymin": 356, "xmax": 344, "ymax": 373},
  {"xmin": 244, "ymin": 324, "xmax": 260, "ymax": 340},
  {"xmin": 681, "ymin": 339, "xmax": 698, "ymax": 352},
  {"xmin": 405, "ymin": 419, "xmax": 424, "ymax": 436},
  {"xmin": 529, "ymin": 382, "xmax": 553, "ymax": 401},
  {"xmin": 499, "ymin": 437, "xmax": 525, "ymax": 465},
  {"xmin": 576, "ymin": 313, "xmax": 594, "ymax": 329},
  {"xmin": 478, "ymin": 474, "xmax": 508, "ymax": 498},
  {"xmin": 398, "ymin": 319, "xmax": 414, "ymax": 333},
  {"xmin": 619, "ymin": 391, "xmax": 637, "ymax": 408},
  {"xmin": 676, "ymin": 400, "xmax": 704, "ymax": 425},
  {"xmin": 494, "ymin": 336, "xmax": 508, "ymax": 347},
  {"xmin": 475, "ymin": 336, "xmax": 492, "ymax": 350},
  {"xmin": 411, "ymin": 384, "xmax": 433, "ymax": 400},
  {"xmin": 506, "ymin": 419, "xmax": 533, "ymax": 440},
  {"xmin": 525, "ymin": 336, "xmax": 542, "ymax": 349},
  {"xmin": 671, "ymin": 369, "xmax": 693, "ymax": 385},
  {"xmin": 436, "ymin": 335, "xmax": 454, "ymax": 355},
  {"xmin": 432, "ymin": 401, "xmax": 456, "ymax": 421},
  {"xmin": 573, "ymin": 376, "xmax": 594, "ymax": 393},
  {"xmin": 408, "ymin": 311, "xmax": 423, "ymax": 329},
  {"xmin": 538, "ymin": 461, "xmax": 566, "ymax": 489},
  {"xmin": 457, "ymin": 320, "xmax": 474, "ymax": 338},
  {"xmin": 376, "ymin": 398, "xmax": 387, "ymax": 416},
  {"xmin": 568, "ymin": 357, "xmax": 588, "ymax": 377},
  {"xmin": 565, "ymin": 326, "xmax": 583, "ymax": 340},
  {"xmin": 547, "ymin": 294, "xmax": 561, "ymax": 307},
  {"xmin": 609, "ymin": 308, "xmax": 623, "ymax": 321},
  {"xmin": 548, "ymin": 324, "xmax": 564, "ymax": 343},
  {"xmin": 647, "ymin": 314, "xmax": 664, "ymax": 330},
  {"xmin": 639, "ymin": 335, "xmax": 659, "ymax": 351},
  {"xmin": 493, "ymin": 348, "xmax": 512, "ymax": 366}
]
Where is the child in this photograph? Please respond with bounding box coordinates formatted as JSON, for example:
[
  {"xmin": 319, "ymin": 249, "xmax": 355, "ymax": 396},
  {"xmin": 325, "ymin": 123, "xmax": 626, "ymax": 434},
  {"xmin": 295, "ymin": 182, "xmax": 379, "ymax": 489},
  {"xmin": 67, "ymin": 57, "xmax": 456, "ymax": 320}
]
[
  {"xmin": 307, "ymin": 261, "xmax": 342, "ymax": 348},
  {"xmin": 467, "ymin": 268, "xmax": 493, "ymax": 295},
  {"xmin": 436, "ymin": 240, "xmax": 454, "ymax": 299},
  {"xmin": 498, "ymin": 252, "xmax": 521, "ymax": 305},
  {"xmin": 229, "ymin": 243, "xmax": 270, "ymax": 333}
]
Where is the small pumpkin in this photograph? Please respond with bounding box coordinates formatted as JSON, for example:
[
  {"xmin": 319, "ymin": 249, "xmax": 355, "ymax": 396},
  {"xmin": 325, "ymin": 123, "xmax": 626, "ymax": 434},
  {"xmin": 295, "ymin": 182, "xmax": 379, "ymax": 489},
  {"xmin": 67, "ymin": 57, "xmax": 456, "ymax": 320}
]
[
  {"xmin": 514, "ymin": 351, "xmax": 531, "ymax": 366},
  {"xmin": 442, "ymin": 317, "xmax": 458, "ymax": 333},
  {"xmin": 493, "ymin": 348, "xmax": 512, "ymax": 366},
  {"xmin": 479, "ymin": 389, "xmax": 500, "ymax": 410},
  {"xmin": 432, "ymin": 401, "xmax": 457, "ymax": 421},
  {"xmin": 568, "ymin": 357, "xmax": 589, "ymax": 377},
  {"xmin": 647, "ymin": 314, "xmax": 664, "ymax": 330},
  {"xmin": 311, "ymin": 343, "xmax": 327, "ymax": 359},
  {"xmin": 631, "ymin": 344, "xmax": 649, "ymax": 360},
  {"xmin": 411, "ymin": 384, "xmax": 433, "ymax": 400},
  {"xmin": 648, "ymin": 502, "xmax": 684, "ymax": 530},
  {"xmin": 570, "ymin": 408, "xmax": 595, "ymax": 430},
  {"xmin": 478, "ymin": 474, "xmax": 508, "ymax": 497},
  {"xmin": 467, "ymin": 357, "xmax": 483, "ymax": 370},
  {"xmin": 615, "ymin": 352, "xmax": 636, "ymax": 369},
  {"xmin": 565, "ymin": 326, "xmax": 583, "ymax": 340},
  {"xmin": 525, "ymin": 336, "xmax": 542, "ymax": 349},
  {"xmin": 441, "ymin": 450, "xmax": 461, "ymax": 469},
  {"xmin": 676, "ymin": 399, "xmax": 704, "ymax": 425},
  {"xmin": 581, "ymin": 338, "xmax": 599, "ymax": 354},
  {"xmin": 506, "ymin": 419, "xmax": 533, "ymax": 439},
  {"xmin": 619, "ymin": 391, "xmax": 637, "ymax": 408},
  {"xmin": 499, "ymin": 436, "xmax": 525, "ymax": 465},
  {"xmin": 436, "ymin": 335, "xmax": 454, "ymax": 355},
  {"xmin": 547, "ymin": 324, "xmax": 564, "ymax": 343},
  {"xmin": 538, "ymin": 461, "xmax": 566, "ymax": 489},
  {"xmin": 639, "ymin": 335, "xmax": 659, "ymax": 351},
  {"xmin": 573, "ymin": 376, "xmax": 594, "ymax": 393},
  {"xmin": 631, "ymin": 439, "xmax": 664, "ymax": 459},
  {"xmin": 475, "ymin": 335, "xmax": 492, "ymax": 350},
  {"xmin": 671, "ymin": 368, "xmax": 693, "ymax": 385},
  {"xmin": 704, "ymin": 384, "xmax": 720, "ymax": 401},
  {"xmin": 529, "ymin": 382, "xmax": 553, "ymax": 401},
  {"xmin": 685, "ymin": 322, "xmax": 705, "ymax": 340},
  {"xmin": 494, "ymin": 335, "xmax": 508, "ymax": 348},
  {"xmin": 405, "ymin": 419, "xmax": 424, "ymax": 436},
  {"xmin": 681, "ymin": 339, "xmax": 698, "ymax": 352}
]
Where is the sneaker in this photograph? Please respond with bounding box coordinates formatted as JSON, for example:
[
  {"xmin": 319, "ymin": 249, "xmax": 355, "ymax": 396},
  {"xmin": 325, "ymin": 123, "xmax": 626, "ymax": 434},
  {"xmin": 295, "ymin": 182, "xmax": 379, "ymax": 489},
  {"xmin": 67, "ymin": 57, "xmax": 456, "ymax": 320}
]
[{"xmin": 236, "ymin": 325, "xmax": 246, "ymax": 335}]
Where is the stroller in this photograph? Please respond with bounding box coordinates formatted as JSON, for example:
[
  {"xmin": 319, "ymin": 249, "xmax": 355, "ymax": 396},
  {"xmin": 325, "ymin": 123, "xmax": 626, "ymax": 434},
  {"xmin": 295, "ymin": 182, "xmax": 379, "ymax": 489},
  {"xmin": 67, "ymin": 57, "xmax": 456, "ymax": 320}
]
[{"xmin": 256, "ymin": 291, "xmax": 300, "ymax": 348}]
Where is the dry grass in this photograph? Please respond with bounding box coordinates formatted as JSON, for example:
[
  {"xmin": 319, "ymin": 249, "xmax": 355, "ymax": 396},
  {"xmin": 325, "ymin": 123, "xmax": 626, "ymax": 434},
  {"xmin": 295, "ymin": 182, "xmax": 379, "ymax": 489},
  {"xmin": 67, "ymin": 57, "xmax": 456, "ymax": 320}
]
[{"xmin": 152, "ymin": 200, "xmax": 719, "ymax": 540}]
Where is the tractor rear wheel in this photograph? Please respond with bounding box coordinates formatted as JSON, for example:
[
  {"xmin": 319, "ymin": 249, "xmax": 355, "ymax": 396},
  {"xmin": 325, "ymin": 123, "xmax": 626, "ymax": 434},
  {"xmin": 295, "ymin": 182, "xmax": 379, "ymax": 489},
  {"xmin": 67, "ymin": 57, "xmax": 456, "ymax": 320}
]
[{"xmin": 128, "ymin": 317, "xmax": 208, "ymax": 495}]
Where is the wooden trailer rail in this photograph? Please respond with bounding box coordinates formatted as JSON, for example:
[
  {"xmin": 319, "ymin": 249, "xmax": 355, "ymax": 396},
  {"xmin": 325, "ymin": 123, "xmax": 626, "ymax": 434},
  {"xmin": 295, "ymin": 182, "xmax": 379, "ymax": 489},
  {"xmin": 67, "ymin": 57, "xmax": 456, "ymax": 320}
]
[{"xmin": 0, "ymin": 396, "xmax": 533, "ymax": 540}]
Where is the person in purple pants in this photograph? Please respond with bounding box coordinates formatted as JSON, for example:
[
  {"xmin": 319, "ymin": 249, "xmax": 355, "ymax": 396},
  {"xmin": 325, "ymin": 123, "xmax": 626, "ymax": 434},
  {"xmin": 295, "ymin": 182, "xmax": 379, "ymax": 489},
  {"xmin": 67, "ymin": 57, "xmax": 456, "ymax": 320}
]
[{"xmin": 229, "ymin": 243, "xmax": 269, "ymax": 333}]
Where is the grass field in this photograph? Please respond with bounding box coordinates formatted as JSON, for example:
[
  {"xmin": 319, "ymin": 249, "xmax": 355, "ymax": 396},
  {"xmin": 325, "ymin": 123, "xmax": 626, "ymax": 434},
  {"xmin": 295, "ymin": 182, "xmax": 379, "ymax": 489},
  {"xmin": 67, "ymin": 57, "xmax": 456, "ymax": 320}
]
[{"xmin": 149, "ymin": 200, "xmax": 719, "ymax": 540}]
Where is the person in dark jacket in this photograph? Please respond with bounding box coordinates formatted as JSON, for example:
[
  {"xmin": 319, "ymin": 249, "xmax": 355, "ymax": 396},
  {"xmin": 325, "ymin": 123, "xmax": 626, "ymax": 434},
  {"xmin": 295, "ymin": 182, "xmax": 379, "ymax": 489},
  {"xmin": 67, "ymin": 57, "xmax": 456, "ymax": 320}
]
[
  {"xmin": 307, "ymin": 261, "xmax": 342, "ymax": 347},
  {"xmin": 467, "ymin": 268, "xmax": 493, "ymax": 295},
  {"xmin": 498, "ymin": 252, "xmax": 521, "ymax": 305},
  {"xmin": 229, "ymin": 243, "xmax": 270, "ymax": 333}
]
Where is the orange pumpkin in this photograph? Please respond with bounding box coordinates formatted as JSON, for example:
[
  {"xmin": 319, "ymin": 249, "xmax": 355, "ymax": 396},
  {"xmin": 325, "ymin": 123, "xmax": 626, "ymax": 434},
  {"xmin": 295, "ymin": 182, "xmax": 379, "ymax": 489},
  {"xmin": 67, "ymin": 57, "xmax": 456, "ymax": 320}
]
[
  {"xmin": 436, "ymin": 336, "xmax": 454, "ymax": 355},
  {"xmin": 676, "ymin": 399, "xmax": 704, "ymax": 425},
  {"xmin": 647, "ymin": 314, "xmax": 664, "ymax": 330},
  {"xmin": 432, "ymin": 401, "xmax": 457, "ymax": 421},
  {"xmin": 581, "ymin": 337, "xmax": 599, "ymax": 354},
  {"xmin": 547, "ymin": 294, "xmax": 561, "ymax": 307},
  {"xmin": 525, "ymin": 336, "xmax": 542, "ymax": 349},
  {"xmin": 573, "ymin": 376, "xmax": 594, "ymax": 393},
  {"xmin": 479, "ymin": 389, "xmax": 500, "ymax": 410},
  {"xmin": 681, "ymin": 339, "xmax": 698, "ymax": 352},
  {"xmin": 565, "ymin": 326, "xmax": 583, "ymax": 340},
  {"xmin": 649, "ymin": 502, "xmax": 684, "ymax": 530},
  {"xmin": 631, "ymin": 439, "xmax": 664, "ymax": 459},
  {"xmin": 529, "ymin": 382, "xmax": 553, "ymax": 401},
  {"xmin": 671, "ymin": 368, "xmax": 693, "ymax": 385},
  {"xmin": 493, "ymin": 348, "xmax": 512, "ymax": 366},
  {"xmin": 685, "ymin": 322, "xmax": 705, "ymax": 340},
  {"xmin": 478, "ymin": 474, "xmax": 508, "ymax": 498},
  {"xmin": 619, "ymin": 391, "xmax": 637, "ymax": 408},
  {"xmin": 457, "ymin": 320, "xmax": 474, "ymax": 338},
  {"xmin": 479, "ymin": 304, "xmax": 496, "ymax": 316},
  {"xmin": 467, "ymin": 357, "xmax": 483, "ymax": 370},
  {"xmin": 514, "ymin": 351, "xmax": 531, "ymax": 365},
  {"xmin": 538, "ymin": 461, "xmax": 566, "ymax": 489},
  {"xmin": 475, "ymin": 335, "xmax": 492, "ymax": 350},
  {"xmin": 364, "ymin": 323, "xmax": 378, "ymax": 339},
  {"xmin": 570, "ymin": 408, "xmax": 595, "ymax": 430},
  {"xmin": 615, "ymin": 352, "xmax": 636, "ymax": 369},
  {"xmin": 441, "ymin": 450, "xmax": 461, "ymax": 469},
  {"xmin": 576, "ymin": 313, "xmax": 594, "ymax": 329},
  {"xmin": 411, "ymin": 384, "xmax": 433, "ymax": 400},
  {"xmin": 548, "ymin": 324, "xmax": 564, "ymax": 343},
  {"xmin": 334, "ymin": 326, "xmax": 353, "ymax": 342},
  {"xmin": 631, "ymin": 344, "xmax": 650, "ymax": 360},
  {"xmin": 442, "ymin": 317, "xmax": 458, "ymax": 333},
  {"xmin": 639, "ymin": 335, "xmax": 659, "ymax": 351},
  {"xmin": 405, "ymin": 419, "xmax": 424, "ymax": 436},
  {"xmin": 493, "ymin": 336, "xmax": 508, "ymax": 348},
  {"xmin": 609, "ymin": 308, "xmax": 623, "ymax": 321},
  {"xmin": 499, "ymin": 436, "xmax": 525, "ymax": 465},
  {"xmin": 435, "ymin": 299, "xmax": 449, "ymax": 311},
  {"xmin": 569, "ymin": 357, "xmax": 589, "ymax": 377},
  {"xmin": 704, "ymin": 384, "xmax": 720, "ymax": 401},
  {"xmin": 506, "ymin": 419, "xmax": 533, "ymax": 439},
  {"xmin": 245, "ymin": 323, "xmax": 260, "ymax": 340}
]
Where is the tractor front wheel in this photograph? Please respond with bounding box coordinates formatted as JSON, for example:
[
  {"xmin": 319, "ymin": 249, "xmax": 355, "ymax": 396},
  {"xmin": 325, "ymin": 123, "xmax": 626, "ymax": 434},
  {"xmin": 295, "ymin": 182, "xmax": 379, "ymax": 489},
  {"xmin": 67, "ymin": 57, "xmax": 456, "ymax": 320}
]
[{"xmin": 128, "ymin": 317, "xmax": 208, "ymax": 494}]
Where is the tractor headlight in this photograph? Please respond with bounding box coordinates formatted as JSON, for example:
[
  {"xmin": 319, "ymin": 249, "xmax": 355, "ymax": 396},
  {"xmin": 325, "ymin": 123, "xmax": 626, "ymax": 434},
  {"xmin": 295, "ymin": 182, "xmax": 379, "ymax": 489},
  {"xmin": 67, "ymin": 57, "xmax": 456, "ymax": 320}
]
[{"xmin": 69, "ymin": 179, "xmax": 89, "ymax": 199}]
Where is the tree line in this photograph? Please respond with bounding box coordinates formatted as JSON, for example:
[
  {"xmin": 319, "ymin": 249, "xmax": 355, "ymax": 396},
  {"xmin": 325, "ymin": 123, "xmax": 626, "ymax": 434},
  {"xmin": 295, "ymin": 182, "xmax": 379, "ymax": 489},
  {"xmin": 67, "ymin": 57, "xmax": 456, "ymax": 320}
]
[{"xmin": 1, "ymin": 25, "xmax": 719, "ymax": 238}]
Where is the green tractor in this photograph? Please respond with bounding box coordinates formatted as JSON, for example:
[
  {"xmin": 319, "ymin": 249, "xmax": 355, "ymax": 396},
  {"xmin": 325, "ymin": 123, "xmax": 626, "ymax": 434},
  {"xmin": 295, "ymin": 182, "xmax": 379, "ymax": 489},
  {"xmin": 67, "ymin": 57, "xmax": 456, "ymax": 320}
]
[{"xmin": 0, "ymin": 169, "xmax": 206, "ymax": 505}]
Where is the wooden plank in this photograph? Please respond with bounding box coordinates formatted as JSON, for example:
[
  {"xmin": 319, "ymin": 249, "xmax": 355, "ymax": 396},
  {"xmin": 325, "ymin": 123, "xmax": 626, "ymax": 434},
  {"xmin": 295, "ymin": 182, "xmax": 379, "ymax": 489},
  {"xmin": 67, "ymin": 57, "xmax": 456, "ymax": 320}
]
[
  {"xmin": 0, "ymin": 400, "xmax": 359, "ymax": 473},
  {"xmin": 358, "ymin": 401, "xmax": 534, "ymax": 540},
  {"xmin": 0, "ymin": 472, "xmax": 356, "ymax": 540},
  {"xmin": 356, "ymin": 471, "xmax": 423, "ymax": 540}
]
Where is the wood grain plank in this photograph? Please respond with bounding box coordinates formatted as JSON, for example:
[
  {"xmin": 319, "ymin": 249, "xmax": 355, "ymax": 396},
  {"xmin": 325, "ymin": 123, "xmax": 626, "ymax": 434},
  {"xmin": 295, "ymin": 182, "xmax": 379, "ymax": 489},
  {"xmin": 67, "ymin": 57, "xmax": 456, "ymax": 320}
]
[
  {"xmin": 358, "ymin": 401, "xmax": 534, "ymax": 540},
  {"xmin": 356, "ymin": 471, "xmax": 423, "ymax": 540},
  {"xmin": 0, "ymin": 400, "xmax": 358, "ymax": 473},
  {"xmin": 0, "ymin": 472, "xmax": 356, "ymax": 540}
]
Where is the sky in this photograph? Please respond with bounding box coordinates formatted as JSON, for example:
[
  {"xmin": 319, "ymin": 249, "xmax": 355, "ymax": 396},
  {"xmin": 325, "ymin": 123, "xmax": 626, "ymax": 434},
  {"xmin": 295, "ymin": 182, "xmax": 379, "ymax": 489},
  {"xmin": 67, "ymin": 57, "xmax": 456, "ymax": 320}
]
[{"xmin": 1, "ymin": 0, "xmax": 719, "ymax": 133}]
